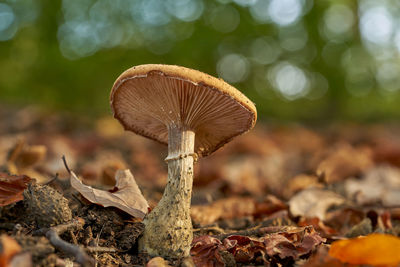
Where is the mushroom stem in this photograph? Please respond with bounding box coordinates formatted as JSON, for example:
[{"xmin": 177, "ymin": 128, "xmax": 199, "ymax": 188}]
[{"xmin": 140, "ymin": 126, "xmax": 195, "ymax": 258}]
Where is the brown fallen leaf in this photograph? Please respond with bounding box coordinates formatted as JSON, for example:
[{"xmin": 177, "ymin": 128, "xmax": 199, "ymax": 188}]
[
  {"xmin": 146, "ymin": 257, "xmax": 172, "ymax": 267},
  {"xmin": 282, "ymin": 174, "xmax": 322, "ymax": 199},
  {"xmin": 7, "ymin": 139, "xmax": 46, "ymax": 170},
  {"xmin": 263, "ymin": 226, "xmax": 326, "ymax": 260},
  {"xmin": 191, "ymin": 236, "xmax": 226, "ymax": 267},
  {"xmin": 220, "ymin": 154, "xmax": 288, "ymax": 196},
  {"xmin": 6, "ymin": 139, "xmax": 48, "ymax": 183},
  {"xmin": 345, "ymin": 166, "xmax": 400, "ymax": 206},
  {"xmin": 298, "ymin": 217, "xmax": 337, "ymax": 237},
  {"xmin": 79, "ymin": 151, "xmax": 127, "ymax": 185},
  {"xmin": 191, "ymin": 197, "xmax": 256, "ymax": 225},
  {"xmin": 191, "ymin": 226, "xmax": 325, "ymax": 266},
  {"xmin": 289, "ymin": 188, "xmax": 345, "ymax": 220},
  {"xmin": 0, "ymin": 173, "xmax": 31, "ymax": 207},
  {"xmin": 191, "ymin": 196, "xmax": 287, "ymax": 226},
  {"xmin": 316, "ymin": 144, "xmax": 373, "ymax": 183},
  {"xmin": 0, "ymin": 235, "xmax": 22, "ymax": 267},
  {"xmin": 225, "ymin": 235, "xmax": 267, "ymax": 263},
  {"xmin": 70, "ymin": 169, "xmax": 149, "ymax": 219},
  {"xmin": 323, "ymin": 207, "xmax": 365, "ymax": 236},
  {"xmin": 329, "ymin": 234, "xmax": 400, "ymax": 266}
]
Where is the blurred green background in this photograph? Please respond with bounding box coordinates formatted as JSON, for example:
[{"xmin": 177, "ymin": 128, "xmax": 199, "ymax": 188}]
[{"xmin": 1, "ymin": 0, "xmax": 400, "ymax": 122}]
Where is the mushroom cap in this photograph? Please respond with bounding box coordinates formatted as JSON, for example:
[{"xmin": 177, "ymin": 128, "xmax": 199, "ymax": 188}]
[{"xmin": 110, "ymin": 64, "xmax": 257, "ymax": 157}]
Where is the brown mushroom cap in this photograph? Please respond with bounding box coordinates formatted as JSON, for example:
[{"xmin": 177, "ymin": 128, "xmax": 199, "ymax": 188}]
[{"xmin": 110, "ymin": 64, "xmax": 257, "ymax": 157}]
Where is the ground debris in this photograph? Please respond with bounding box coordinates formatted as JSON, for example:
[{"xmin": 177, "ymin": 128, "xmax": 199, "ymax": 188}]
[
  {"xmin": 192, "ymin": 226, "xmax": 325, "ymax": 266},
  {"xmin": 2, "ymin": 108, "xmax": 400, "ymax": 266}
]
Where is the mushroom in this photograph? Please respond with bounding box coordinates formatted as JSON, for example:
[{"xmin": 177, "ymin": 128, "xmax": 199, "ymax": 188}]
[{"xmin": 110, "ymin": 64, "xmax": 257, "ymax": 258}]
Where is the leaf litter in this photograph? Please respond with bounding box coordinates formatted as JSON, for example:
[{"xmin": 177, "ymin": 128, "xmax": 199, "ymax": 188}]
[
  {"xmin": 69, "ymin": 168, "xmax": 149, "ymax": 219},
  {"xmin": 1, "ymin": 107, "xmax": 400, "ymax": 266},
  {"xmin": 0, "ymin": 173, "xmax": 31, "ymax": 207}
]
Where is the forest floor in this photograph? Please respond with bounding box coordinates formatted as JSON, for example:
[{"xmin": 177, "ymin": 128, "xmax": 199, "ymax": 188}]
[{"xmin": 1, "ymin": 106, "xmax": 400, "ymax": 266}]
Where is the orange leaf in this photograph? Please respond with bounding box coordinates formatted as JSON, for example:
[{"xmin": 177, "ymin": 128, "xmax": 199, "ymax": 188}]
[
  {"xmin": 0, "ymin": 173, "xmax": 31, "ymax": 207},
  {"xmin": 0, "ymin": 235, "xmax": 21, "ymax": 267},
  {"xmin": 329, "ymin": 234, "xmax": 400, "ymax": 266}
]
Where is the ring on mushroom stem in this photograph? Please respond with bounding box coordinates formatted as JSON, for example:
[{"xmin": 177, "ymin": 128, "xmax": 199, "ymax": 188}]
[
  {"xmin": 110, "ymin": 64, "xmax": 257, "ymax": 259},
  {"xmin": 165, "ymin": 153, "xmax": 198, "ymax": 162}
]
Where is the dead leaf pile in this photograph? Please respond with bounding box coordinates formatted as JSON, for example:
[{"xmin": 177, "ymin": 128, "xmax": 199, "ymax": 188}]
[
  {"xmin": 2, "ymin": 108, "xmax": 400, "ymax": 266},
  {"xmin": 191, "ymin": 195, "xmax": 287, "ymax": 226},
  {"xmin": 191, "ymin": 226, "xmax": 325, "ymax": 266}
]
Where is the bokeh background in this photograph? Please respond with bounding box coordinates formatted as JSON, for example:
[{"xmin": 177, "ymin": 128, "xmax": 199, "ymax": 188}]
[{"xmin": 1, "ymin": 0, "xmax": 400, "ymax": 122}]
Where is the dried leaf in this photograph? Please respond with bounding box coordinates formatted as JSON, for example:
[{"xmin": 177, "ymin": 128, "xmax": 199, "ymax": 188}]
[
  {"xmin": 191, "ymin": 236, "xmax": 226, "ymax": 267},
  {"xmin": 316, "ymin": 144, "xmax": 373, "ymax": 183},
  {"xmin": 191, "ymin": 226, "xmax": 325, "ymax": 266},
  {"xmin": 191, "ymin": 197, "xmax": 256, "ymax": 225},
  {"xmin": 289, "ymin": 188, "xmax": 345, "ymax": 220},
  {"xmin": 191, "ymin": 196, "xmax": 287, "ymax": 226},
  {"xmin": 6, "ymin": 140, "xmax": 47, "ymax": 183},
  {"xmin": 329, "ymin": 234, "xmax": 400, "ymax": 266},
  {"xmin": 282, "ymin": 174, "xmax": 322, "ymax": 199},
  {"xmin": 0, "ymin": 235, "xmax": 22, "ymax": 267},
  {"xmin": 298, "ymin": 218, "xmax": 337, "ymax": 237},
  {"xmin": 7, "ymin": 140, "xmax": 46, "ymax": 170},
  {"xmin": 79, "ymin": 151, "xmax": 127, "ymax": 185},
  {"xmin": 0, "ymin": 173, "xmax": 31, "ymax": 207},
  {"xmin": 345, "ymin": 166, "xmax": 400, "ymax": 206},
  {"xmin": 323, "ymin": 207, "xmax": 365, "ymax": 236},
  {"xmin": 225, "ymin": 235, "xmax": 266, "ymax": 263},
  {"xmin": 70, "ymin": 169, "xmax": 149, "ymax": 219},
  {"xmin": 146, "ymin": 257, "xmax": 171, "ymax": 267},
  {"xmin": 264, "ymin": 226, "xmax": 326, "ymax": 260}
]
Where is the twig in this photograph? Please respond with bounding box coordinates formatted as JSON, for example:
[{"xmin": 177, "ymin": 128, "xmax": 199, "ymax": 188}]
[
  {"xmin": 86, "ymin": 247, "xmax": 118, "ymax": 253},
  {"xmin": 92, "ymin": 223, "xmax": 106, "ymax": 267},
  {"xmin": 193, "ymin": 226, "xmax": 226, "ymax": 235},
  {"xmin": 69, "ymin": 229, "xmax": 78, "ymax": 245},
  {"xmin": 35, "ymin": 218, "xmax": 95, "ymax": 267},
  {"xmin": 46, "ymin": 228, "xmax": 94, "ymax": 267},
  {"xmin": 95, "ymin": 223, "xmax": 105, "ymax": 247},
  {"xmin": 62, "ymin": 155, "xmax": 71, "ymax": 174},
  {"xmin": 33, "ymin": 218, "xmax": 82, "ymax": 236},
  {"xmin": 213, "ymin": 226, "xmax": 289, "ymax": 240},
  {"xmin": 43, "ymin": 173, "xmax": 59, "ymax": 186}
]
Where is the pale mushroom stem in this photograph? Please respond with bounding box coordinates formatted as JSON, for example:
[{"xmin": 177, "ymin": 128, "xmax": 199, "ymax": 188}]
[{"xmin": 140, "ymin": 126, "xmax": 195, "ymax": 258}]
